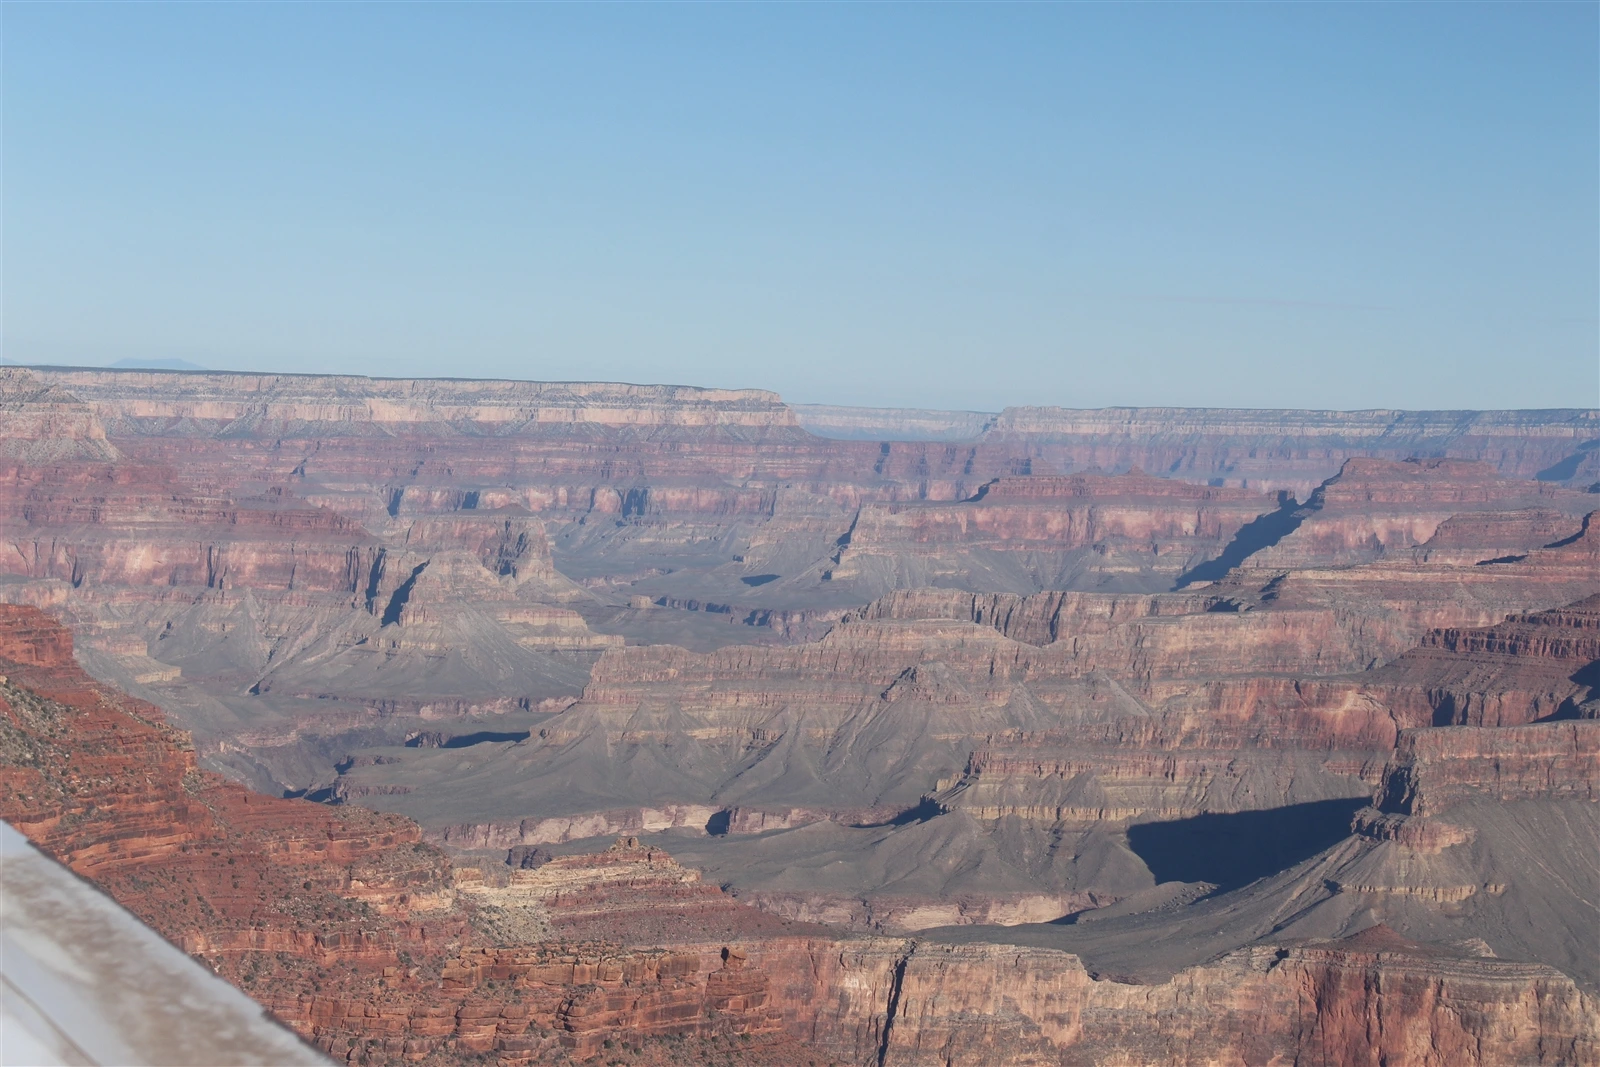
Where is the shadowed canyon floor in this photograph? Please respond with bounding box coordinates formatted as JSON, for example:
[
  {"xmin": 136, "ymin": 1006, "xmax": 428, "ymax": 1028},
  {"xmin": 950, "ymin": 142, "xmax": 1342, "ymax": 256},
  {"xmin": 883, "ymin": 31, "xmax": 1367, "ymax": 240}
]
[{"xmin": 0, "ymin": 368, "xmax": 1596, "ymax": 1065}]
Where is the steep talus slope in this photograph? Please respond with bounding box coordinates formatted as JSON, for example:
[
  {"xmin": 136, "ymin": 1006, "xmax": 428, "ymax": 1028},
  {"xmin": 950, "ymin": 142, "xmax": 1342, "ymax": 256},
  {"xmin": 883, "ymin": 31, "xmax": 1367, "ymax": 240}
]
[
  {"xmin": 0, "ymin": 416, "xmax": 613, "ymax": 791},
  {"xmin": 346, "ymin": 473, "xmax": 1597, "ymax": 834},
  {"xmin": 931, "ymin": 719, "xmax": 1600, "ymax": 993},
  {"xmin": 328, "ymin": 457, "xmax": 1600, "ymax": 953},
  {"xmin": 338, "ymin": 593, "xmax": 1395, "ymax": 852},
  {"xmin": 3, "ymin": 604, "xmax": 1593, "ymax": 1066},
  {"xmin": 1240, "ymin": 457, "xmax": 1593, "ymax": 570},
  {"xmin": 2, "ymin": 370, "xmax": 1599, "ymax": 1064},
  {"xmin": 0, "ymin": 603, "xmax": 845, "ymax": 1064},
  {"xmin": 1358, "ymin": 594, "xmax": 1600, "ymax": 726}
]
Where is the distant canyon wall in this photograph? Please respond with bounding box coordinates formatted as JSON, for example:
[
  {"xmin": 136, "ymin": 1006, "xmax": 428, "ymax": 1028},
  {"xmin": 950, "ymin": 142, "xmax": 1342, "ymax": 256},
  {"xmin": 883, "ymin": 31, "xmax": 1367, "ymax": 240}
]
[{"xmin": 16, "ymin": 368, "xmax": 1598, "ymax": 497}]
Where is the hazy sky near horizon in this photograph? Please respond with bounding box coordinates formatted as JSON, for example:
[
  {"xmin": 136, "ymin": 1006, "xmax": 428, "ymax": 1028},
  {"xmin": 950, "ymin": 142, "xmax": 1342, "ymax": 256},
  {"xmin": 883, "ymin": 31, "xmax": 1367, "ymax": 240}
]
[{"xmin": 5, "ymin": 4, "xmax": 1596, "ymax": 411}]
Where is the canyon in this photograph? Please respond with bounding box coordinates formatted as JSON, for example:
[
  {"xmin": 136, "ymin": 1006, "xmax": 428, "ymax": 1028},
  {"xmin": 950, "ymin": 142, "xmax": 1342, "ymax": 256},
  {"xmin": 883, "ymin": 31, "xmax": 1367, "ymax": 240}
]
[{"xmin": 0, "ymin": 366, "xmax": 1596, "ymax": 1065}]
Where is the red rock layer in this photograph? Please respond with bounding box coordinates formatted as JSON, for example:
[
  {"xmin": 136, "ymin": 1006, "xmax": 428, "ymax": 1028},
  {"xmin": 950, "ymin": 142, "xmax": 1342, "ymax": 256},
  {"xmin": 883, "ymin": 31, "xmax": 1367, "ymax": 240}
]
[
  {"xmin": 885, "ymin": 932, "xmax": 1597, "ymax": 1066},
  {"xmin": 827, "ymin": 471, "xmax": 1282, "ymax": 592},
  {"xmin": 1360, "ymin": 595, "xmax": 1600, "ymax": 727},
  {"xmin": 1244, "ymin": 458, "xmax": 1592, "ymax": 570},
  {"xmin": 1, "ymin": 604, "xmax": 1594, "ymax": 1066},
  {"xmin": 1375, "ymin": 721, "xmax": 1600, "ymax": 817},
  {"xmin": 0, "ymin": 461, "xmax": 380, "ymax": 593},
  {"xmin": 0, "ymin": 603, "xmax": 829, "ymax": 1064}
]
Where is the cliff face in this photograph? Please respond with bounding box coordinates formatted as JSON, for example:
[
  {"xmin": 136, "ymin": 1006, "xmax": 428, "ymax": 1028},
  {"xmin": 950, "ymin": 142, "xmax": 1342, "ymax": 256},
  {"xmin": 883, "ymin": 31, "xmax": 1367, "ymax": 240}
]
[
  {"xmin": 380, "ymin": 491, "xmax": 1598, "ymax": 847},
  {"xmin": 348, "ymin": 592, "xmax": 1404, "ymax": 851},
  {"xmin": 1360, "ymin": 595, "xmax": 1600, "ymax": 727},
  {"xmin": 2, "ymin": 370, "xmax": 1598, "ymax": 1064},
  {"xmin": 881, "ymin": 935, "xmax": 1597, "ymax": 1067},
  {"xmin": 326, "ymin": 467, "xmax": 1600, "ymax": 952},
  {"xmin": 827, "ymin": 472, "xmax": 1284, "ymax": 595},
  {"xmin": 0, "ymin": 367, "xmax": 120, "ymax": 462},
  {"xmin": 0, "ymin": 422, "xmax": 614, "ymax": 790},
  {"xmin": 0, "ymin": 603, "xmax": 824, "ymax": 1064},
  {"xmin": 3, "ymin": 603, "xmax": 1594, "ymax": 1067},
  {"xmin": 1242, "ymin": 458, "xmax": 1592, "ymax": 570},
  {"xmin": 1376, "ymin": 721, "xmax": 1599, "ymax": 816},
  {"xmin": 23, "ymin": 369, "xmax": 806, "ymax": 436}
]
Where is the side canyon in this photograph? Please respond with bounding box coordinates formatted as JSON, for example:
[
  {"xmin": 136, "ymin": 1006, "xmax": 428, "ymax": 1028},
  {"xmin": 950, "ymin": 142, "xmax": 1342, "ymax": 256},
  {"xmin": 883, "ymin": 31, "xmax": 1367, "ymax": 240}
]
[{"xmin": 1, "ymin": 367, "xmax": 1596, "ymax": 1065}]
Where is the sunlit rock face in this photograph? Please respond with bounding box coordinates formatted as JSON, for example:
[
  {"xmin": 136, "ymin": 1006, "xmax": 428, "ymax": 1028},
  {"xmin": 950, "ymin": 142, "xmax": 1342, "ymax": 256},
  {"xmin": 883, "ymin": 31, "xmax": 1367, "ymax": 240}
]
[
  {"xmin": 2, "ymin": 605, "xmax": 1595, "ymax": 1065},
  {"xmin": 0, "ymin": 369, "xmax": 1596, "ymax": 1065}
]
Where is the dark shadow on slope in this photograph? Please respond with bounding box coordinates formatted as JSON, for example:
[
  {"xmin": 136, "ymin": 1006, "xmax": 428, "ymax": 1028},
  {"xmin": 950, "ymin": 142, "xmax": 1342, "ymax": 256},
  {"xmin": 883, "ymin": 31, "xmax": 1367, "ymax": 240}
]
[
  {"xmin": 1542, "ymin": 513, "xmax": 1594, "ymax": 550},
  {"xmin": 886, "ymin": 798, "xmax": 943, "ymax": 825},
  {"xmin": 405, "ymin": 730, "xmax": 531, "ymax": 749},
  {"xmin": 1174, "ymin": 491, "xmax": 1304, "ymax": 589},
  {"xmin": 1125, "ymin": 798, "xmax": 1366, "ymax": 890},
  {"xmin": 1536, "ymin": 440, "xmax": 1598, "ymax": 483},
  {"xmin": 850, "ymin": 798, "xmax": 944, "ymax": 829},
  {"xmin": 1537, "ymin": 658, "xmax": 1600, "ymax": 721},
  {"xmin": 380, "ymin": 563, "xmax": 427, "ymax": 626}
]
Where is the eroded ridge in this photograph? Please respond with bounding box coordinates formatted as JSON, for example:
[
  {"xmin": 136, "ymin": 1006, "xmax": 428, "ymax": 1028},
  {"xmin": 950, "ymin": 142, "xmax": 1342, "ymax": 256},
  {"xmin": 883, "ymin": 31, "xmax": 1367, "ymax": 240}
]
[{"xmin": 2, "ymin": 604, "xmax": 1597, "ymax": 1065}]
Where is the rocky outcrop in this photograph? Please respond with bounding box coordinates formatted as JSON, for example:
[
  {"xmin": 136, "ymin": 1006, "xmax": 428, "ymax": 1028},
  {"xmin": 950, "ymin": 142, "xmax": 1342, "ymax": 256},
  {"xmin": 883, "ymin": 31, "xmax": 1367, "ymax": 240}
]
[
  {"xmin": 336, "ymin": 508, "xmax": 1600, "ymax": 854},
  {"xmin": 2, "ymin": 372, "xmax": 1591, "ymax": 707},
  {"xmin": 1243, "ymin": 458, "xmax": 1592, "ymax": 570},
  {"xmin": 0, "ymin": 604, "xmax": 75, "ymax": 665},
  {"xmin": 0, "ymin": 367, "xmax": 120, "ymax": 462},
  {"xmin": 1376, "ymin": 721, "xmax": 1600, "ymax": 816},
  {"xmin": 1361, "ymin": 595, "xmax": 1600, "ymax": 727},
  {"xmin": 0, "ymin": 604, "xmax": 817, "ymax": 1063},
  {"xmin": 335, "ymin": 584, "xmax": 1410, "ymax": 863},
  {"xmin": 843, "ymin": 586, "xmax": 1220, "ymax": 645},
  {"xmin": 1213, "ymin": 504, "xmax": 1600, "ymax": 665},
  {"xmin": 882, "ymin": 933, "xmax": 1597, "ymax": 1066},
  {"xmin": 0, "ymin": 436, "xmax": 619, "ymax": 791},
  {"xmin": 827, "ymin": 472, "xmax": 1283, "ymax": 595},
  {"xmin": 3, "ymin": 603, "xmax": 1596, "ymax": 1066},
  {"xmin": 4, "ymin": 372, "xmax": 1600, "ymax": 1064}
]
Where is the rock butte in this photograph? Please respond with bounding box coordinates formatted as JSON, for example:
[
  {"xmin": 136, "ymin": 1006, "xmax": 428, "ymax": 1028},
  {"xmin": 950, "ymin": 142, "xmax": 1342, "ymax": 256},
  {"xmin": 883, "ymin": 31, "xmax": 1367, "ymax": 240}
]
[{"xmin": 0, "ymin": 367, "xmax": 1596, "ymax": 1065}]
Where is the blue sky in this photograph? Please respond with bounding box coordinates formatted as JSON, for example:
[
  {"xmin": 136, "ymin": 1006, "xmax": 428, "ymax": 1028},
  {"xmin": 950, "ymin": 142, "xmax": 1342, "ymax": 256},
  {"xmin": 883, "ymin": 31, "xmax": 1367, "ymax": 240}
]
[{"xmin": 4, "ymin": 3, "xmax": 1595, "ymax": 411}]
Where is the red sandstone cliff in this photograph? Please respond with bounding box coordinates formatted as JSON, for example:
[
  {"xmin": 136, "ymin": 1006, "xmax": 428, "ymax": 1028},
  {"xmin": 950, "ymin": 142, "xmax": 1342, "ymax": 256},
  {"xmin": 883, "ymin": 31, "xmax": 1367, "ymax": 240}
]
[{"xmin": 1, "ymin": 604, "xmax": 1594, "ymax": 1066}]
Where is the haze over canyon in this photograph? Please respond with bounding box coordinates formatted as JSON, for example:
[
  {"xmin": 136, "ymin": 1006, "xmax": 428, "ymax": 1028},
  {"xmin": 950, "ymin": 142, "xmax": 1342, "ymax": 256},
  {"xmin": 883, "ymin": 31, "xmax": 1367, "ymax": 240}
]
[{"xmin": 0, "ymin": 365, "xmax": 1596, "ymax": 1065}]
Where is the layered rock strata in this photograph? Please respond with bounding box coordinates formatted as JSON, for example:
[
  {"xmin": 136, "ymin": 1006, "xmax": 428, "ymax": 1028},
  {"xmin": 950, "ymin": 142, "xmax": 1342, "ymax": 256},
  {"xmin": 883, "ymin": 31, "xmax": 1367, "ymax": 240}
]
[
  {"xmin": 826, "ymin": 472, "xmax": 1284, "ymax": 595},
  {"xmin": 1241, "ymin": 458, "xmax": 1593, "ymax": 570},
  {"xmin": 1, "ymin": 372, "xmax": 1593, "ymax": 794},
  {"xmin": 3, "ymin": 604, "xmax": 1594, "ymax": 1066}
]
